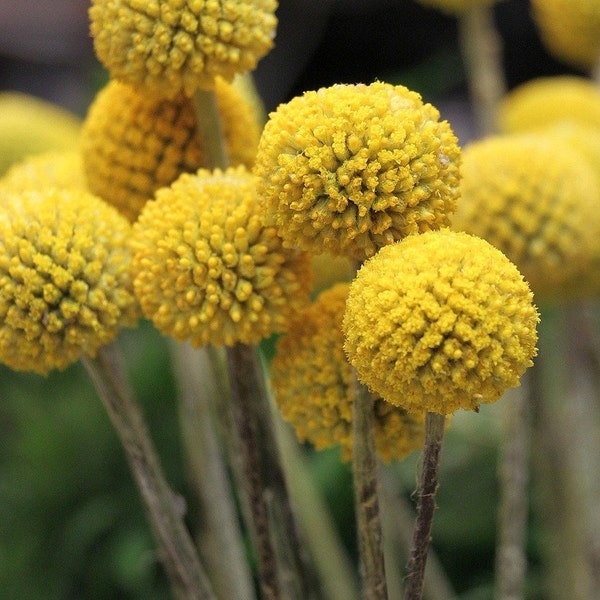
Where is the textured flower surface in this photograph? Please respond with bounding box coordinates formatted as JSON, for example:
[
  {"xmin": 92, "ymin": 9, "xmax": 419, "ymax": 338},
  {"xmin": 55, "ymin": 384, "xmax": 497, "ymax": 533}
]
[
  {"xmin": 131, "ymin": 166, "xmax": 312, "ymax": 347},
  {"xmin": 415, "ymin": 0, "xmax": 500, "ymax": 14},
  {"xmin": 343, "ymin": 230, "xmax": 538, "ymax": 415},
  {"xmin": 452, "ymin": 134, "xmax": 600, "ymax": 302},
  {"xmin": 253, "ymin": 81, "xmax": 461, "ymax": 260},
  {"xmin": 271, "ymin": 283, "xmax": 425, "ymax": 462},
  {"xmin": 0, "ymin": 188, "xmax": 139, "ymax": 375},
  {"xmin": 81, "ymin": 78, "xmax": 259, "ymax": 222},
  {"xmin": 89, "ymin": 0, "xmax": 277, "ymax": 97}
]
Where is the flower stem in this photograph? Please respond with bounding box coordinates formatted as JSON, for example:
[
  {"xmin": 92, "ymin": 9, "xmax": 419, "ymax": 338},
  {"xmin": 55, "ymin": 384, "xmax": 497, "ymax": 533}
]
[
  {"xmin": 192, "ymin": 89, "xmax": 228, "ymax": 170},
  {"xmin": 403, "ymin": 411, "xmax": 446, "ymax": 600},
  {"xmin": 82, "ymin": 342, "xmax": 216, "ymax": 600}
]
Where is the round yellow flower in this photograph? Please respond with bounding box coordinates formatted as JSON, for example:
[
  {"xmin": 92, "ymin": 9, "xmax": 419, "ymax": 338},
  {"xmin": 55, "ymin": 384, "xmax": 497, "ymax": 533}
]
[
  {"xmin": 81, "ymin": 78, "xmax": 260, "ymax": 222},
  {"xmin": 415, "ymin": 0, "xmax": 500, "ymax": 15},
  {"xmin": 89, "ymin": 0, "xmax": 278, "ymax": 97},
  {"xmin": 343, "ymin": 230, "xmax": 538, "ymax": 415},
  {"xmin": 253, "ymin": 81, "xmax": 461, "ymax": 260},
  {"xmin": 131, "ymin": 166, "xmax": 312, "ymax": 347},
  {"xmin": 0, "ymin": 188, "xmax": 139, "ymax": 375},
  {"xmin": 271, "ymin": 283, "xmax": 425, "ymax": 462}
]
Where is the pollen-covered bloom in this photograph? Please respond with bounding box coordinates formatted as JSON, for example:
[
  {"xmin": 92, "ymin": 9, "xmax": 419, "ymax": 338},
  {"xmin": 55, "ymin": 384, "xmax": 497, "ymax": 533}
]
[
  {"xmin": 343, "ymin": 230, "xmax": 539, "ymax": 415},
  {"xmin": 253, "ymin": 81, "xmax": 461, "ymax": 260},
  {"xmin": 81, "ymin": 78, "xmax": 260, "ymax": 222},
  {"xmin": 0, "ymin": 188, "xmax": 139, "ymax": 375},
  {"xmin": 131, "ymin": 165, "xmax": 312, "ymax": 347},
  {"xmin": 271, "ymin": 283, "xmax": 425, "ymax": 462},
  {"xmin": 89, "ymin": 0, "xmax": 278, "ymax": 97}
]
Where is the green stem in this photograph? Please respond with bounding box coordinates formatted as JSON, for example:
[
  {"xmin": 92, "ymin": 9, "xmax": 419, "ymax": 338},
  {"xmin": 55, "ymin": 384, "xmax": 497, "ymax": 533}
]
[
  {"xmin": 82, "ymin": 342, "xmax": 216, "ymax": 600},
  {"xmin": 192, "ymin": 89, "xmax": 228, "ymax": 170}
]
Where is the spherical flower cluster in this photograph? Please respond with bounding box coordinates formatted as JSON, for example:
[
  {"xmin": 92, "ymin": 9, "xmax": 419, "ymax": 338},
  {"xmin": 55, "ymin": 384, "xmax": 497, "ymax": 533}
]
[
  {"xmin": 89, "ymin": 0, "xmax": 278, "ymax": 98},
  {"xmin": 343, "ymin": 230, "xmax": 539, "ymax": 415},
  {"xmin": 253, "ymin": 81, "xmax": 461, "ymax": 260},
  {"xmin": 131, "ymin": 166, "xmax": 312, "ymax": 347},
  {"xmin": 0, "ymin": 188, "xmax": 139, "ymax": 375},
  {"xmin": 415, "ymin": 0, "xmax": 501, "ymax": 15},
  {"xmin": 81, "ymin": 78, "xmax": 260, "ymax": 222},
  {"xmin": 499, "ymin": 76, "xmax": 600, "ymax": 134},
  {"xmin": 271, "ymin": 283, "xmax": 425, "ymax": 462},
  {"xmin": 451, "ymin": 134, "xmax": 600, "ymax": 302}
]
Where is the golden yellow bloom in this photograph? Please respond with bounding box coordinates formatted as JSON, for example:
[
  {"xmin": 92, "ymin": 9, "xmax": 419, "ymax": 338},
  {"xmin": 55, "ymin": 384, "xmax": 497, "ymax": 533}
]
[
  {"xmin": 499, "ymin": 76, "xmax": 600, "ymax": 134},
  {"xmin": 0, "ymin": 188, "xmax": 139, "ymax": 375},
  {"xmin": 415, "ymin": 0, "xmax": 500, "ymax": 15},
  {"xmin": 81, "ymin": 78, "xmax": 260, "ymax": 222},
  {"xmin": 272, "ymin": 283, "xmax": 425, "ymax": 462},
  {"xmin": 89, "ymin": 0, "xmax": 278, "ymax": 97},
  {"xmin": 131, "ymin": 166, "xmax": 312, "ymax": 347},
  {"xmin": 452, "ymin": 134, "xmax": 600, "ymax": 302},
  {"xmin": 253, "ymin": 81, "xmax": 461, "ymax": 260},
  {"xmin": 343, "ymin": 230, "xmax": 538, "ymax": 415}
]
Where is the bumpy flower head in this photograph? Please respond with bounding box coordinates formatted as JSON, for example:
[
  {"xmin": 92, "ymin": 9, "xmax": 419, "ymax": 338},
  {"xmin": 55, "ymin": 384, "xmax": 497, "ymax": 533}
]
[
  {"xmin": 415, "ymin": 0, "xmax": 500, "ymax": 15},
  {"xmin": 271, "ymin": 283, "xmax": 425, "ymax": 462},
  {"xmin": 0, "ymin": 188, "xmax": 139, "ymax": 375},
  {"xmin": 531, "ymin": 0, "xmax": 600, "ymax": 71},
  {"xmin": 81, "ymin": 78, "xmax": 260, "ymax": 222},
  {"xmin": 499, "ymin": 76, "xmax": 600, "ymax": 134},
  {"xmin": 343, "ymin": 230, "xmax": 538, "ymax": 415},
  {"xmin": 253, "ymin": 81, "xmax": 461, "ymax": 260},
  {"xmin": 89, "ymin": 0, "xmax": 278, "ymax": 98},
  {"xmin": 451, "ymin": 134, "xmax": 600, "ymax": 302},
  {"xmin": 131, "ymin": 166, "xmax": 312, "ymax": 347}
]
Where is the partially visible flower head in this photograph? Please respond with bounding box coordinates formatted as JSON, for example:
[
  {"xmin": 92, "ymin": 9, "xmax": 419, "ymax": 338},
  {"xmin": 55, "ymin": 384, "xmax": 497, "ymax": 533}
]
[
  {"xmin": 452, "ymin": 134, "xmax": 600, "ymax": 302},
  {"xmin": 343, "ymin": 230, "xmax": 538, "ymax": 415},
  {"xmin": 81, "ymin": 78, "xmax": 260, "ymax": 222},
  {"xmin": 272, "ymin": 283, "xmax": 425, "ymax": 462},
  {"xmin": 499, "ymin": 76, "xmax": 600, "ymax": 134},
  {"xmin": 415, "ymin": 0, "xmax": 500, "ymax": 15},
  {"xmin": 131, "ymin": 166, "xmax": 312, "ymax": 347},
  {"xmin": 253, "ymin": 81, "xmax": 461, "ymax": 260},
  {"xmin": 89, "ymin": 0, "xmax": 278, "ymax": 97},
  {"xmin": 0, "ymin": 188, "xmax": 139, "ymax": 375}
]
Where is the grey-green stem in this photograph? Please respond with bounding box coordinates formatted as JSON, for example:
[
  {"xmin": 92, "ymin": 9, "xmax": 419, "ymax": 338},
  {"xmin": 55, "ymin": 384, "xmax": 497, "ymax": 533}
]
[{"xmin": 192, "ymin": 89, "xmax": 228, "ymax": 170}]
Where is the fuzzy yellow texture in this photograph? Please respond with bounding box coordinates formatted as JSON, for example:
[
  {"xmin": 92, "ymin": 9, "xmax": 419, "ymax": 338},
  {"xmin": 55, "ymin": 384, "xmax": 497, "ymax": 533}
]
[
  {"xmin": 81, "ymin": 78, "xmax": 260, "ymax": 222},
  {"xmin": 452, "ymin": 134, "xmax": 600, "ymax": 303},
  {"xmin": 0, "ymin": 188, "xmax": 139, "ymax": 375},
  {"xmin": 416, "ymin": 0, "xmax": 500, "ymax": 15},
  {"xmin": 343, "ymin": 230, "xmax": 538, "ymax": 415},
  {"xmin": 253, "ymin": 81, "xmax": 461, "ymax": 261},
  {"xmin": 89, "ymin": 0, "xmax": 277, "ymax": 97},
  {"xmin": 271, "ymin": 283, "xmax": 425, "ymax": 463},
  {"xmin": 131, "ymin": 166, "xmax": 312, "ymax": 347},
  {"xmin": 531, "ymin": 0, "xmax": 600, "ymax": 71}
]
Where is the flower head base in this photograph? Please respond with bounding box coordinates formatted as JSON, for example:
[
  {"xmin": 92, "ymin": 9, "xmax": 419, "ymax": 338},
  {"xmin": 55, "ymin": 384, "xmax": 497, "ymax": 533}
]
[
  {"xmin": 343, "ymin": 230, "xmax": 538, "ymax": 415},
  {"xmin": 81, "ymin": 79, "xmax": 260, "ymax": 222},
  {"xmin": 131, "ymin": 166, "xmax": 312, "ymax": 347},
  {"xmin": 0, "ymin": 188, "xmax": 139, "ymax": 375},
  {"xmin": 89, "ymin": 0, "xmax": 278, "ymax": 98},
  {"xmin": 271, "ymin": 283, "xmax": 425, "ymax": 462},
  {"xmin": 253, "ymin": 81, "xmax": 461, "ymax": 260}
]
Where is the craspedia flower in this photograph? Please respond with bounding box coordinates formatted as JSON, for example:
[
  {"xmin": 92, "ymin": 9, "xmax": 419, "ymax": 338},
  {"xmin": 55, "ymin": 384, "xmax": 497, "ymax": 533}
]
[
  {"xmin": 131, "ymin": 165, "xmax": 312, "ymax": 347},
  {"xmin": 343, "ymin": 230, "xmax": 539, "ymax": 415},
  {"xmin": 271, "ymin": 283, "xmax": 425, "ymax": 462},
  {"xmin": 81, "ymin": 78, "xmax": 260, "ymax": 222},
  {"xmin": 0, "ymin": 188, "xmax": 139, "ymax": 375},
  {"xmin": 415, "ymin": 0, "xmax": 500, "ymax": 15},
  {"xmin": 89, "ymin": 0, "xmax": 278, "ymax": 98},
  {"xmin": 253, "ymin": 81, "xmax": 461, "ymax": 260},
  {"xmin": 451, "ymin": 134, "xmax": 600, "ymax": 302}
]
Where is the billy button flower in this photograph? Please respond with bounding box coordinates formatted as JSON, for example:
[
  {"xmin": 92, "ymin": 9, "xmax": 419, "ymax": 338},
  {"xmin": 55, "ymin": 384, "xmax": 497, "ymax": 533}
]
[
  {"xmin": 271, "ymin": 282, "xmax": 426, "ymax": 463},
  {"xmin": 89, "ymin": 0, "xmax": 278, "ymax": 98},
  {"xmin": 81, "ymin": 78, "xmax": 260, "ymax": 222},
  {"xmin": 253, "ymin": 81, "xmax": 461, "ymax": 261}
]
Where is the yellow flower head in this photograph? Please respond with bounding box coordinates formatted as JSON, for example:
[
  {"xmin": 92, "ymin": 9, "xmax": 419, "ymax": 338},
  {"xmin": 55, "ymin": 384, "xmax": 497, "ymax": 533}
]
[
  {"xmin": 271, "ymin": 283, "xmax": 425, "ymax": 462},
  {"xmin": 89, "ymin": 0, "xmax": 278, "ymax": 97},
  {"xmin": 531, "ymin": 0, "xmax": 600, "ymax": 71},
  {"xmin": 343, "ymin": 230, "xmax": 538, "ymax": 415},
  {"xmin": 0, "ymin": 188, "xmax": 139, "ymax": 375},
  {"xmin": 499, "ymin": 76, "xmax": 600, "ymax": 134},
  {"xmin": 253, "ymin": 81, "xmax": 461, "ymax": 260},
  {"xmin": 81, "ymin": 78, "xmax": 260, "ymax": 222},
  {"xmin": 415, "ymin": 0, "xmax": 500, "ymax": 15},
  {"xmin": 131, "ymin": 166, "xmax": 312, "ymax": 347},
  {"xmin": 451, "ymin": 134, "xmax": 600, "ymax": 302}
]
